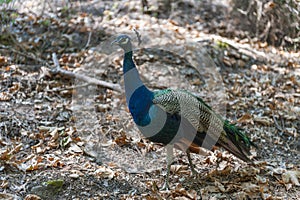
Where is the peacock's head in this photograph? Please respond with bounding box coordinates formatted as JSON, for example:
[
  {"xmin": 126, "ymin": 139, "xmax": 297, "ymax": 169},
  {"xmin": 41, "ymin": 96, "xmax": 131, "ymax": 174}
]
[{"xmin": 111, "ymin": 34, "xmax": 132, "ymax": 52}]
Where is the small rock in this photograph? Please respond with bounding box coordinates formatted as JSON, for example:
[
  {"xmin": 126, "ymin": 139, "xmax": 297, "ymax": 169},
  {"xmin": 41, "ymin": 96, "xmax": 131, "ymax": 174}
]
[
  {"xmin": 96, "ymin": 104, "xmax": 110, "ymax": 112},
  {"xmin": 69, "ymin": 173, "xmax": 80, "ymax": 179}
]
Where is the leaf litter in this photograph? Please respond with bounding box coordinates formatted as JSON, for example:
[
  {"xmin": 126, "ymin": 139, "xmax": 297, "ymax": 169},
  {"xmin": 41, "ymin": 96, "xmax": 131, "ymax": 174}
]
[{"xmin": 0, "ymin": 0, "xmax": 299, "ymax": 199}]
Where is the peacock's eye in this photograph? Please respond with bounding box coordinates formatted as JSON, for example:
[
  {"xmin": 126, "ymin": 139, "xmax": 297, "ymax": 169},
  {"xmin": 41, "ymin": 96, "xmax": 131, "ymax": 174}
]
[{"xmin": 120, "ymin": 37, "xmax": 128, "ymax": 44}]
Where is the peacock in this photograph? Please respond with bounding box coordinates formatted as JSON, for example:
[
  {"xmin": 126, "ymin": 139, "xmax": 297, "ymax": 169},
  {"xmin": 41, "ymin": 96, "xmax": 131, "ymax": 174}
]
[{"xmin": 112, "ymin": 34, "xmax": 255, "ymax": 189}]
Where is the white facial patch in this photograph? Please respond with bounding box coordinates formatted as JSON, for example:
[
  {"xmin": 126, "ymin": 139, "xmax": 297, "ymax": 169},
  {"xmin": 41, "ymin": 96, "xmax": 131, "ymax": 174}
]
[{"xmin": 120, "ymin": 38, "xmax": 129, "ymax": 44}]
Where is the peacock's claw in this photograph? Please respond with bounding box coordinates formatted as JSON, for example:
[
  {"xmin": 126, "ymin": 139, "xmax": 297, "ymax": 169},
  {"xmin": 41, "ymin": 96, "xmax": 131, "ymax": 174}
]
[
  {"xmin": 191, "ymin": 168, "xmax": 198, "ymax": 177},
  {"xmin": 161, "ymin": 181, "xmax": 170, "ymax": 191}
]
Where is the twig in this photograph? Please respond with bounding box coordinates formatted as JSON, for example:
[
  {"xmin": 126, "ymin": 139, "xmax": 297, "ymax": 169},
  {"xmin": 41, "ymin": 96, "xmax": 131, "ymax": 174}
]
[
  {"xmin": 51, "ymin": 53, "xmax": 122, "ymax": 92},
  {"xmin": 47, "ymin": 83, "xmax": 90, "ymax": 92},
  {"xmin": 85, "ymin": 32, "xmax": 92, "ymax": 49},
  {"xmin": 133, "ymin": 28, "xmax": 142, "ymax": 46},
  {"xmin": 196, "ymin": 33, "xmax": 300, "ymax": 66},
  {"xmin": 272, "ymin": 111, "xmax": 283, "ymax": 132},
  {"xmin": 0, "ymin": 45, "xmax": 122, "ymax": 92},
  {"xmin": 52, "ymin": 52, "xmax": 60, "ymax": 69}
]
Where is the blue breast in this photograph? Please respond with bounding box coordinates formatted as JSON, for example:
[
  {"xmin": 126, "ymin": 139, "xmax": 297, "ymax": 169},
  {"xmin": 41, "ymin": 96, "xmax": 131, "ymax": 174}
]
[
  {"xmin": 128, "ymin": 85, "xmax": 154, "ymax": 126},
  {"xmin": 128, "ymin": 86, "xmax": 183, "ymax": 144}
]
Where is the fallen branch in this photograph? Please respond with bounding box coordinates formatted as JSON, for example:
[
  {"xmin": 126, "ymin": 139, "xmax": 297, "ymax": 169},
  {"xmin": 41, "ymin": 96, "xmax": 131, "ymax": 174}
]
[
  {"xmin": 196, "ymin": 34, "xmax": 300, "ymax": 66},
  {"xmin": 51, "ymin": 53, "xmax": 122, "ymax": 92},
  {"xmin": 0, "ymin": 44, "xmax": 122, "ymax": 92},
  {"xmin": 272, "ymin": 111, "xmax": 283, "ymax": 132}
]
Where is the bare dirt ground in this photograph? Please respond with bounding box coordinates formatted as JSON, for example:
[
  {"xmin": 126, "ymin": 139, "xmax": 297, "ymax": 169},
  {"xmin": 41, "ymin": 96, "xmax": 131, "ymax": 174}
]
[{"xmin": 0, "ymin": 0, "xmax": 299, "ymax": 199}]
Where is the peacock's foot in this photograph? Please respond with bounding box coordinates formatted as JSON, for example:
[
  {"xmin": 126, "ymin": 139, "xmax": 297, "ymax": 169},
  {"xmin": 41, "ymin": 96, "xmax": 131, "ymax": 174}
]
[
  {"xmin": 161, "ymin": 181, "xmax": 170, "ymax": 191},
  {"xmin": 191, "ymin": 168, "xmax": 198, "ymax": 177}
]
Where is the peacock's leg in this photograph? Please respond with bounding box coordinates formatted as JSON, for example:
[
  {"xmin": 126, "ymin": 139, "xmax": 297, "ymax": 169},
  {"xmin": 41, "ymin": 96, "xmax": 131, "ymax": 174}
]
[
  {"xmin": 162, "ymin": 144, "xmax": 174, "ymax": 190},
  {"xmin": 186, "ymin": 149, "xmax": 197, "ymax": 175}
]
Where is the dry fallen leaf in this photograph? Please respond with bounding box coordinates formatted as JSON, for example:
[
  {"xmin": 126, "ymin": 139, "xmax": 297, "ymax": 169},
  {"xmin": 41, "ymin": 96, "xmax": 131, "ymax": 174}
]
[
  {"xmin": 282, "ymin": 170, "xmax": 300, "ymax": 187},
  {"xmin": 94, "ymin": 166, "xmax": 115, "ymax": 179},
  {"xmin": 0, "ymin": 193, "xmax": 21, "ymax": 200},
  {"xmin": 237, "ymin": 113, "xmax": 253, "ymax": 124},
  {"xmin": 68, "ymin": 143, "xmax": 83, "ymax": 153},
  {"xmin": 242, "ymin": 182, "xmax": 259, "ymax": 193},
  {"xmin": 24, "ymin": 194, "xmax": 42, "ymax": 200},
  {"xmin": 215, "ymin": 181, "xmax": 226, "ymax": 192},
  {"xmin": 253, "ymin": 116, "xmax": 272, "ymax": 126},
  {"xmin": 170, "ymin": 164, "xmax": 189, "ymax": 174},
  {"xmin": 0, "ymin": 56, "xmax": 7, "ymax": 64},
  {"xmin": 0, "ymin": 92, "xmax": 12, "ymax": 101},
  {"xmin": 49, "ymin": 128, "xmax": 59, "ymax": 141}
]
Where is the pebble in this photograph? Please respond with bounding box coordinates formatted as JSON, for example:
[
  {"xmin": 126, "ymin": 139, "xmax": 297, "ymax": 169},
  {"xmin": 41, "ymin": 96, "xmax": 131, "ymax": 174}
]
[{"xmin": 69, "ymin": 173, "xmax": 79, "ymax": 179}]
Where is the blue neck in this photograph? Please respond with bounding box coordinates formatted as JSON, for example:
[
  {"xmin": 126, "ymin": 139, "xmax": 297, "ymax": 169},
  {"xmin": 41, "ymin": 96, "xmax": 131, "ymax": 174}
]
[
  {"xmin": 123, "ymin": 51, "xmax": 135, "ymax": 73},
  {"xmin": 122, "ymin": 50, "xmax": 154, "ymax": 126}
]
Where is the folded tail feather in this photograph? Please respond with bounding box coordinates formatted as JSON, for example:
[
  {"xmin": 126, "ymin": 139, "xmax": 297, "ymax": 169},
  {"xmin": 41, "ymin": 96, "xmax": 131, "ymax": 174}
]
[
  {"xmin": 218, "ymin": 120, "xmax": 255, "ymax": 162},
  {"xmin": 179, "ymin": 120, "xmax": 255, "ymax": 163}
]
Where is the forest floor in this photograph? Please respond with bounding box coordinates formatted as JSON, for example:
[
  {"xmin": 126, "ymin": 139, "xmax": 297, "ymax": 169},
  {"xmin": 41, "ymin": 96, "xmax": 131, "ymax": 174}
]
[{"xmin": 0, "ymin": 0, "xmax": 299, "ymax": 199}]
